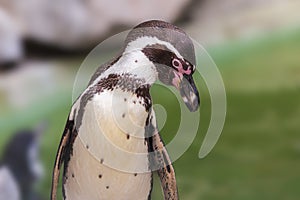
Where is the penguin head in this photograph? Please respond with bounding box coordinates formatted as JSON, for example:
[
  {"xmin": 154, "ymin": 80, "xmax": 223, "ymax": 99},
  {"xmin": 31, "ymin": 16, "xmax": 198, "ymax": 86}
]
[{"xmin": 125, "ymin": 20, "xmax": 200, "ymax": 112}]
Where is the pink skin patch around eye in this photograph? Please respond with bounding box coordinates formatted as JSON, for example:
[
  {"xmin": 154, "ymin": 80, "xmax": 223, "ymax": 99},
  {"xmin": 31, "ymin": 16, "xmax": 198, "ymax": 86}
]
[
  {"xmin": 171, "ymin": 59, "xmax": 192, "ymax": 88},
  {"xmin": 179, "ymin": 64, "xmax": 192, "ymax": 75},
  {"xmin": 172, "ymin": 71, "xmax": 182, "ymax": 89},
  {"xmin": 172, "ymin": 59, "xmax": 192, "ymax": 75}
]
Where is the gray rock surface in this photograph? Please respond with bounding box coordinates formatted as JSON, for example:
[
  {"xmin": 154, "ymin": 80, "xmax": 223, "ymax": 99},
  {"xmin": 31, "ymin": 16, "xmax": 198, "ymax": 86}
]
[
  {"xmin": 0, "ymin": 0, "xmax": 192, "ymax": 49},
  {"xmin": 184, "ymin": 0, "xmax": 300, "ymax": 46},
  {"xmin": 0, "ymin": 8, "xmax": 22, "ymax": 64}
]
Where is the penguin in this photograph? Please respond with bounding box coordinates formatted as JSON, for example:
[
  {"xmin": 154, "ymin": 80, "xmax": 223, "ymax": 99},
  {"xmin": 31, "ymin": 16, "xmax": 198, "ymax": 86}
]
[
  {"xmin": 51, "ymin": 20, "xmax": 200, "ymax": 200},
  {"xmin": 0, "ymin": 123, "xmax": 46, "ymax": 200}
]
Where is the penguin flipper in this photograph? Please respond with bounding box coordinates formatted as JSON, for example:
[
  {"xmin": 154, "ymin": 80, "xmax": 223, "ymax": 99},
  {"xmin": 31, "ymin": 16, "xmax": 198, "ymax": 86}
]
[
  {"xmin": 50, "ymin": 119, "xmax": 74, "ymax": 200},
  {"xmin": 152, "ymin": 133, "xmax": 179, "ymax": 200},
  {"xmin": 146, "ymin": 112, "xmax": 179, "ymax": 200}
]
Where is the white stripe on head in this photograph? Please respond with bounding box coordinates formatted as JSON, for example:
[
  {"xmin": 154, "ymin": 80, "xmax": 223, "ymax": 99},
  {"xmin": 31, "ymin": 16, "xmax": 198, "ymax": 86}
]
[{"xmin": 125, "ymin": 36, "xmax": 183, "ymax": 60}]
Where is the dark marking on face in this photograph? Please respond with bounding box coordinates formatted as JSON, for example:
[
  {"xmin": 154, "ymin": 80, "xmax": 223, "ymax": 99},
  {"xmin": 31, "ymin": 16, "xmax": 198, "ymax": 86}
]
[
  {"xmin": 142, "ymin": 45, "xmax": 194, "ymax": 87},
  {"xmin": 72, "ymin": 173, "xmax": 74, "ymax": 178},
  {"xmin": 86, "ymin": 144, "xmax": 89, "ymax": 149},
  {"xmin": 135, "ymin": 60, "xmax": 138, "ymax": 63},
  {"xmin": 106, "ymin": 186, "xmax": 109, "ymax": 189},
  {"xmin": 122, "ymin": 113, "xmax": 125, "ymax": 118},
  {"xmin": 134, "ymin": 173, "xmax": 137, "ymax": 176},
  {"xmin": 100, "ymin": 158, "xmax": 104, "ymax": 164},
  {"xmin": 142, "ymin": 45, "xmax": 174, "ymax": 67},
  {"xmin": 142, "ymin": 46, "xmax": 175, "ymax": 86},
  {"xmin": 126, "ymin": 134, "xmax": 130, "ymax": 140},
  {"xmin": 124, "ymin": 98, "xmax": 127, "ymax": 102},
  {"xmin": 98, "ymin": 174, "xmax": 102, "ymax": 179}
]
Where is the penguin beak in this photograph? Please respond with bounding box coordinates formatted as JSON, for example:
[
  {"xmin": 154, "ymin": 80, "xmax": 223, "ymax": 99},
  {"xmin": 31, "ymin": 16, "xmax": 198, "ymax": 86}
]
[
  {"xmin": 179, "ymin": 74, "xmax": 200, "ymax": 112},
  {"xmin": 171, "ymin": 69, "xmax": 200, "ymax": 112}
]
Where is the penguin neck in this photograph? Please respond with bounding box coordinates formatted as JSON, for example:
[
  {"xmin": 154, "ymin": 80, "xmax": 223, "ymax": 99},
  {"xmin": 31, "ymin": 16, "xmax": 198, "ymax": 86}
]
[{"xmin": 103, "ymin": 50, "xmax": 158, "ymax": 86}]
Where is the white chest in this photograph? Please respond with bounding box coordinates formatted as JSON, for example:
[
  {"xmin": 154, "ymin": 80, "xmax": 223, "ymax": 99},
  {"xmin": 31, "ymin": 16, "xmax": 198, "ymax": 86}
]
[{"xmin": 64, "ymin": 89, "xmax": 152, "ymax": 200}]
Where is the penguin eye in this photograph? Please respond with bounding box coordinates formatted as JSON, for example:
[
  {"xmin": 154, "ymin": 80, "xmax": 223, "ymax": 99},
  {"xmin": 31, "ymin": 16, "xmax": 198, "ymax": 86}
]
[{"xmin": 172, "ymin": 58, "xmax": 182, "ymax": 69}]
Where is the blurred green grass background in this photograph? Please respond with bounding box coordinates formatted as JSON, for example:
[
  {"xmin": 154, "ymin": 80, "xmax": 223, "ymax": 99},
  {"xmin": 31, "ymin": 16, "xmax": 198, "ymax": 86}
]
[{"xmin": 1, "ymin": 27, "xmax": 300, "ymax": 199}]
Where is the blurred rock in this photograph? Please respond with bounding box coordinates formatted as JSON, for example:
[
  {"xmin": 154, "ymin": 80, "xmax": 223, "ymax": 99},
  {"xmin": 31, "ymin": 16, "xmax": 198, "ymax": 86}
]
[
  {"xmin": 0, "ymin": 8, "xmax": 23, "ymax": 65},
  {"xmin": 0, "ymin": 61, "xmax": 67, "ymax": 109},
  {"xmin": 0, "ymin": 0, "xmax": 193, "ymax": 49},
  {"xmin": 184, "ymin": 0, "xmax": 300, "ymax": 46}
]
